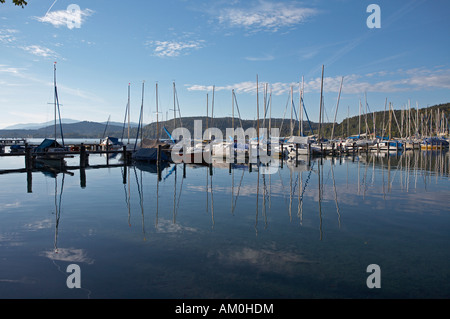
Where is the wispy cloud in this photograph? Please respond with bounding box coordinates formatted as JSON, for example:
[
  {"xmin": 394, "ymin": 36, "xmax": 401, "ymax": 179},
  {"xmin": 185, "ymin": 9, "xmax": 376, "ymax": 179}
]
[
  {"xmin": 217, "ymin": 0, "xmax": 318, "ymax": 33},
  {"xmin": 0, "ymin": 64, "xmax": 24, "ymax": 75},
  {"xmin": 245, "ymin": 54, "xmax": 275, "ymax": 61},
  {"xmin": 0, "ymin": 28, "xmax": 18, "ymax": 44},
  {"xmin": 146, "ymin": 40, "xmax": 205, "ymax": 57},
  {"xmin": 21, "ymin": 45, "xmax": 59, "ymax": 58},
  {"xmin": 0, "ymin": 63, "xmax": 105, "ymax": 103},
  {"xmin": 186, "ymin": 67, "xmax": 450, "ymax": 96},
  {"xmin": 34, "ymin": 7, "xmax": 94, "ymax": 29}
]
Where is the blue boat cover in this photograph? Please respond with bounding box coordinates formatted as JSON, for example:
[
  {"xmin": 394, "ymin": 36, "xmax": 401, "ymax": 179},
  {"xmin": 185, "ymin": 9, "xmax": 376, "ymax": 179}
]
[{"xmin": 34, "ymin": 139, "xmax": 62, "ymax": 152}]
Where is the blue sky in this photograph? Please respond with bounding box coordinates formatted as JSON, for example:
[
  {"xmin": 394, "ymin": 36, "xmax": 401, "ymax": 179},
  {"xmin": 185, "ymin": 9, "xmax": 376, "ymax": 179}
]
[{"xmin": 0, "ymin": 0, "xmax": 449, "ymax": 129}]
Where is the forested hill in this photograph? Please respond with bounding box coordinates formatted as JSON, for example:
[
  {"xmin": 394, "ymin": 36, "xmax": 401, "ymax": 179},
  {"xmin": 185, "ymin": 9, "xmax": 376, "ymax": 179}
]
[
  {"xmin": 0, "ymin": 103, "xmax": 448, "ymax": 139},
  {"xmin": 141, "ymin": 102, "xmax": 450, "ymax": 139},
  {"xmin": 0, "ymin": 121, "xmax": 126, "ymax": 139}
]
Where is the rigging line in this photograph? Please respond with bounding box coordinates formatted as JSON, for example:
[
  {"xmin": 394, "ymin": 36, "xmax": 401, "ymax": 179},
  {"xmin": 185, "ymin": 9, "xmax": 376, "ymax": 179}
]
[
  {"xmin": 279, "ymin": 94, "xmax": 290, "ymax": 136},
  {"xmin": 301, "ymin": 97, "xmax": 315, "ymax": 136},
  {"xmin": 176, "ymin": 166, "xmax": 184, "ymax": 214},
  {"xmin": 232, "ymin": 169, "xmax": 245, "ymax": 214},
  {"xmin": 233, "ymin": 92, "xmax": 244, "ymax": 129},
  {"xmin": 55, "ymin": 85, "xmax": 65, "ymax": 146},
  {"xmin": 121, "ymin": 96, "xmax": 129, "ymax": 142},
  {"xmin": 175, "ymin": 86, "xmax": 183, "ymax": 128},
  {"xmin": 300, "ymin": 161, "xmax": 314, "ymax": 203}
]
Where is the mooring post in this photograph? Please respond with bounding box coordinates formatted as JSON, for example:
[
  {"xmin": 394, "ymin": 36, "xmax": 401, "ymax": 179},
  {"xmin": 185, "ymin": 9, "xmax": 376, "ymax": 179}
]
[
  {"xmin": 80, "ymin": 144, "xmax": 86, "ymax": 168},
  {"xmin": 80, "ymin": 167, "xmax": 86, "ymax": 189},
  {"xmin": 25, "ymin": 143, "xmax": 31, "ymax": 171}
]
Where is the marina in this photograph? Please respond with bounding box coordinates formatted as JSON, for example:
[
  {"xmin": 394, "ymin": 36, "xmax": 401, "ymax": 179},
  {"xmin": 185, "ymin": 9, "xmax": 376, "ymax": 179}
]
[{"xmin": 1, "ymin": 1, "xmax": 450, "ymax": 303}]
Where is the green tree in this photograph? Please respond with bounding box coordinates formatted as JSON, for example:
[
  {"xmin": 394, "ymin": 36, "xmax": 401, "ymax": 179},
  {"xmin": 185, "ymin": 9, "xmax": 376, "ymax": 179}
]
[{"xmin": 0, "ymin": 0, "xmax": 28, "ymax": 8}]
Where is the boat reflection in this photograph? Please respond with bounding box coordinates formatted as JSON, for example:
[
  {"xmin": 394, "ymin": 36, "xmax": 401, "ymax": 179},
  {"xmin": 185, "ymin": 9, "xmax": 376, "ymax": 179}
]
[{"xmin": 5, "ymin": 149, "xmax": 449, "ymax": 242}]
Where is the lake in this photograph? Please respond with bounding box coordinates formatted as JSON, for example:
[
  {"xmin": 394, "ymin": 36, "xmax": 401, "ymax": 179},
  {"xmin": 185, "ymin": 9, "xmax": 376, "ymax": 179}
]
[{"xmin": 0, "ymin": 147, "xmax": 449, "ymax": 299}]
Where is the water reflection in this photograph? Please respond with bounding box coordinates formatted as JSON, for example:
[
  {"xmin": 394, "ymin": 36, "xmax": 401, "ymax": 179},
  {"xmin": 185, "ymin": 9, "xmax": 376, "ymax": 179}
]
[
  {"xmin": 0, "ymin": 149, "xmax": 449, "ymax": 298},
  {"xmin": 119, "ymin": 149, "xmax": 449, "ymax": 240}
]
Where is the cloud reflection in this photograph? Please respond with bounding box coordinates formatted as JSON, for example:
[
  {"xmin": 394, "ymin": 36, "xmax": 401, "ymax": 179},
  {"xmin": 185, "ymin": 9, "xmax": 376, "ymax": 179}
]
[
  {"xmin": 215, "ymin": 247, "xmax": 317, "ymax": 275},
  {"xmin": 41, "ymin": 248, "xmax": 94, "ymax": 264}
]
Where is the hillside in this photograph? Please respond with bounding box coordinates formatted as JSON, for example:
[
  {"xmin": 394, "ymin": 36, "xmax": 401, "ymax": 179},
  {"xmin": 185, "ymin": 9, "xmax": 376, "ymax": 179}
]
[
  {"xmin": 140, "ymin": 103, "xmax": 449, "ymax": 140},
  {"xmin": 0, "ymin": 103, "xmax": 448, "ymax": 139},
  {"xmin": 0, "ymin": 121, "xmax": 126, "ymax": 139}
]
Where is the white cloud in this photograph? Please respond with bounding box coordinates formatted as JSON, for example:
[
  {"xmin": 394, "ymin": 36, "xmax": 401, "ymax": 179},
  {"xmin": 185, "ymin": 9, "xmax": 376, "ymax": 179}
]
[
  {"xmin": 245, "ymin": 54, "xmax": 275, "ymax": 61},
  {"xmin": 147, "ymin": 40, "xmax": 205, "ymax": 57},
  {"xmin": 35, "ymin": 7, "xmax": 94, "ymax": 29},
  {"xmin": 21, "ymin": 45, "xmax": 58, "ymax": 58},
  {"xmin": 186, "ymin": 67, "xmax": 450, "ymax": 96},
  {"xmin": 218, "ymin": 0, "xmax": 318, "ymax": 33},
  {"xmin": 186, "ymin": 81, "xmax": 258, "ymax": 95},
  {"xmin": 0, "ymin": 64, "xmax": 24, "ymax": 75},
  {"xmin": 0, "ymin": 28, "xmax": 18, "ymax": 44}
]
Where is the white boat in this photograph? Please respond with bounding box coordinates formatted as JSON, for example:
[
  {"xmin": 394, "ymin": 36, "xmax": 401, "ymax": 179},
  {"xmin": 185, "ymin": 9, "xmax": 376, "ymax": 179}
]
[
  {"xmin": 373, "ymin": 140, "xmax": 404, "ymax": 152},
  {"xmin": 284, "ymin": 136, "xmax": 322, "ymax": 158},
  {"xmin": 100, "ymin": 136, "xmax": 123, "ymax": 151}
]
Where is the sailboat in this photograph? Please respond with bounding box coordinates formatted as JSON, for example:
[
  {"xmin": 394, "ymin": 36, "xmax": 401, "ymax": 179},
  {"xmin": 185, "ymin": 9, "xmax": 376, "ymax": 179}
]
[
  {"xmin": 100, "ymin": 115, "xmax": 123, "ymax": 151},
  {"xmin": 34, "ymin": 62, "xmax": 69, "ymax": 165},
  {"xmin": 132, "ymin": 81, "xmax": 171, "ymax": 163},
  {"xmin": 285, "ymin": 70, "xmax": 324, "ymax": 158}
]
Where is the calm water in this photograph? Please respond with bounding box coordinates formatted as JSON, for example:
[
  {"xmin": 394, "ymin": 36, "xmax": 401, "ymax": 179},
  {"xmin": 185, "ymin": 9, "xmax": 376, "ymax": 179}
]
[{"xmin": 0, "ymin": 148, "xmax": 449, "ymax": 299}]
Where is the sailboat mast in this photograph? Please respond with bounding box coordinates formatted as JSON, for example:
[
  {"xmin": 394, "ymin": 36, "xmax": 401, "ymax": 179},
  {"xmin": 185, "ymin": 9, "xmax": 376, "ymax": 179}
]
[
  {"xmin": 156, "ymin": 82, "xmax": 159, "ymax": 140},
  {"xmin": 290, "ymin": 85, "xmax": 293, "ymax": 136},
  {"xmin": 232, "ymin": 90, "xmax": 235, "ymax": 132},
  {"xmin": 269, "ymin": 86, "xmax": 272, "ymax": 138},
  {"xmin": 128, "ymin": 83, "xmax": 131, "ymax": 144},
  {"xmin": 299, "ymin": 76, "xmax": 304, "ymax": 137},
  {"xmin": 331, "ymin": 76, "xmax": 343, "ymax": 141},
  {"xmin": 257, "ymin": 75, "xmax": 260, "ymax": 143},
  {"xmin": 173, "ymin": 82, "xmax": 177, "ymax": 131},
  {"xmin": 347, "ymin": 105, "xmax": 350, "ymax": 137},
  {"xmin": 54, "ymin": 62, "xmax": 57, "ymax": 141},
  {"xmin": 359, "ymin": 99, "xmax": 361, "ymax": 137},
  {"xmin": 318, "ymin": 65, "xmax": 324, "ymax": 141},
  {"xmin": 53, "ymin": 62, "xmax": 65, "ymax": 146},
  {"xmin": 140, "ymin": 81, "xmax": 145, "ymax": 145},
  {"xmin": 211, "ymin": 85, "xmax": 215, "ymax": 129},
  {"xmin": 389, "ymin": 102, "xmax": 392, "ymax": 140}
]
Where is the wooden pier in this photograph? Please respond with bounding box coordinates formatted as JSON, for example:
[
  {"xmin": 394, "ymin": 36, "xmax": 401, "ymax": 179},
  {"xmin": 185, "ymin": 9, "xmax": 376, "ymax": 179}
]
[
  {"xmin": 0, "ymin": 143, "xmax": 133, "ymax": 172},
  {"xmin": 0, "ymin": 143, "xmax": 135, "ymax": 192},
  {"xmin": 0, "ymin": 138, "xmax": 27, "ymax": 146}
]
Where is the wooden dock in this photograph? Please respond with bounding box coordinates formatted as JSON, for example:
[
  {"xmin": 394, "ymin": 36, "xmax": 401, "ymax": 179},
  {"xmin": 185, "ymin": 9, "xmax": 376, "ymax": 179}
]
[
  {"xmin": 0, "ymin": 143, "xmax": 133, "ymax": 172},
  {"xmin": 0, "ymin": 143, "xmax": 135, "ymax": 192},
  {"xmin": 0, "ymin": 138, "xmax": 27, "ymax": 146}
]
